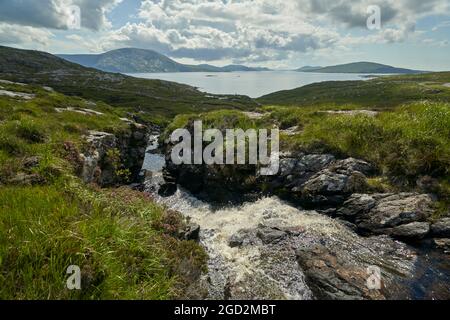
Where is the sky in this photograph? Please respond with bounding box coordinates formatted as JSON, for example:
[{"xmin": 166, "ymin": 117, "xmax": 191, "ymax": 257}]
[{"xmin": 0, "ymin": 0, "xmax": 449, "ymax": 71}]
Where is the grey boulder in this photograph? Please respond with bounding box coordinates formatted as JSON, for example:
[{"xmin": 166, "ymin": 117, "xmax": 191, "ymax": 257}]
[
  {"xmin": 431, "ymin": 218, "xmax": 450, "ymax": 238},
  {"xmin": 387, "ymin": 222, "xmax": 430, "ymax": 240}
]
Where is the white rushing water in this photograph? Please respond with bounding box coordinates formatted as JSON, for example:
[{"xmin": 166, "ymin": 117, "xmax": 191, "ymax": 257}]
[
  {"xmin": 142, "ymin": 135, "xmax": 315, "ymax": 298},
  {"xmin": 154, "ymin": 189, "xmax": 317, "ymax": 299},
  {"xmin": 141, "ymin": 136, "xmax": 419, "ymax": 299}
]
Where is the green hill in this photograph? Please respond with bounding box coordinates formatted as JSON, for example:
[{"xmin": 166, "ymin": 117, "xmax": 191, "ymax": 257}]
[
  {"xmin": 258, "ymin": 72, "xmax": 450, "ymax": 107},
  {"xmin": 58, "ymin": 48, "xmax": 270, "ymax": 73},
  {"xmin": 296, "ymin": 66, "xmax": 322, "ymax": 72},
  {"xmin": 297, "ymin": 62, "xmax": 425, "ymax": 74},
  {"xmin": 0, "ymin": 46, "xmax": 257, "ymax": 122}
]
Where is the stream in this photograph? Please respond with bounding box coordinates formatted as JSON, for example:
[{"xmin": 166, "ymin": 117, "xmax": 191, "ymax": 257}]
[{"xmin": 141, "ymin": 136, "xmax": 450, "ymax": 300}]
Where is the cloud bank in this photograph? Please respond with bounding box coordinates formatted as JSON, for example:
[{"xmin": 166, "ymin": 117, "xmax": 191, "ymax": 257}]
[{"xmin": 0, "ymin": 0, "xmax": 449, "ymax": 64}]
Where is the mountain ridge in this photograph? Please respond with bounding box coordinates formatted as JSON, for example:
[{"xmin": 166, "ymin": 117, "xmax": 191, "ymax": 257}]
[
  {"xmin": 0, "ymin": 45, "xmax": 257, "ymax": 120},
  {"xmin": 296, "ymin": 62, "xmax": 426, "ymax": 74},
  {"xmin": 58, "ymin": 48, "xmax": 271, "ymax": 73}
]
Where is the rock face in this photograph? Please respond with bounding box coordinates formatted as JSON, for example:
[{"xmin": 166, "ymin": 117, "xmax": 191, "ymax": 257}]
[
  {"xmin": 8, "ymin": 173, "xmax": 45, "ymax": 186},
  {"xmin": 222, "ymin": 221, "xmax": 416, "ymax": 300},
  {"xmin": 337, "ymin": 193, "xmax": 435, "ymax": 237},
  {"xmin": 256, "ymin": 227, "xmax": 287, "ymax": 244},
  {"xmin": 164, "ymin": 145, "xmax": 374, "ymax": 206},
  {"xmin": 294, "ymin": 233, "xmax": 416, "ymax": 300},
  {"xmin": 80, "ymin": 131, "xmax": 116, "ymax": 184},
  {"xmin": 296, "ymin": 245, "xmax": 382, "ymax": 300},
  {"xmin": 80, "ymin": 124, "xmax": 148, "ymax": 186},
  {"xmin": 163, "ymin": 137, "xmax": 439, "ymax": 244},
  {"xmin": 431, "ymin": 218, "xmax": 450, "ymax": 238},
  {"xmin": 434, "ymin": 238, "xmax": 450, "ymax": 253},
  {"xmin": 388, "ymin": 222, "xmax": 430, "ymax": 240}
]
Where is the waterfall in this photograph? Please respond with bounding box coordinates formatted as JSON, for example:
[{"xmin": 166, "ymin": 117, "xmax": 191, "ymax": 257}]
[{"xmin": 140, "ymin": 136, "xmax": 449, "ymax": 300}]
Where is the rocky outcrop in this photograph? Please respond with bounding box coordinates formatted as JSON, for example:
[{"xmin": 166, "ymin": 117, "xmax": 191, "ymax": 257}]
[
  {"xmin": 431, "ymin": 218, "xmax": 450, "ymax": 238},
  {"xmin": 80, "ymin": 131, "xmax": 116, "ymax": 185},
  {"xmin": 80, "ymin": 123, "xmax": 148, "ymax": 186},
  {"xmin": 433, "ymin": 238, "xmax": 450, "ymax": 253},
  {"xmin": 8, "ymin": 172, "xmax": 45, "ymax": 186},
  {"xmin": 164, "ymin": 146, "xmax": 374, "ymax": 206},
  {"xmin": 387, "ymin": 222, "xmax": 430, "ymax": 240},
  {"xmin": 3, "ymin": 156, "xmax": 46, "ymax": 186},
  {"xmin": 256, "ymin": 227, "xmax": 287, "ymax": 244},
  {"xmin": 162, "ymin": 139, "xmax": 440, "ymax": 244},
  {"xmin": 296, "ymin": 245, "xmax": 383, "ymax": 300},
  {"xmin": 336, "ymin": 193, "xmax": 435, "ymax": 240},
  {"xmin": 222, "ymin": 222, "xmax": 416, "ymax": 300},
  {"xmin": 294, "ymin": 231, "xmax": 418, "ymax": 300},
  {"xmin": 0, "ymin": 89, "xmax": 35, "ymax": 100}
]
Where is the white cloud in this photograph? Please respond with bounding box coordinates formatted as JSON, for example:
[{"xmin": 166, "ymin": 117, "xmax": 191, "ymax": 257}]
[
  {"xmin": 98, "ymin": 0, "xmax": 340, "ymax": 62},
  {"xmin": 0, "ymin": 0, "xmax": 122, "ymax": 31},
  {"xmin": 0, "ymin": 0, "xmax": 449, "ymax": 65},
  {"xmin": 0, "ymin": 23, "xmax": 53, "ymax": 48},
  {"xmin": 91, "ymin": 0, "xmax": 450, "ymax": 63}
]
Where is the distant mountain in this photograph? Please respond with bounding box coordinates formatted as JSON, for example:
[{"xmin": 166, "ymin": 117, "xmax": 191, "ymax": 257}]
[
  {"xmin": 58, "ymin": 48, "xmax": 270, "ymax": 73},
  {"xmin": 0, "ymin": 45, "xmax": 257, "ymax": 118},
  {"xmin": 195, "ymin": 64, "xmax": 271, "ymax": 72},
  {"xmin": 296, "ymin": 66, "xmax": 322, "ymax": 72},
  {"xmin": 296, "ymin": 62, "xmax": 425, "ymax": 74}
]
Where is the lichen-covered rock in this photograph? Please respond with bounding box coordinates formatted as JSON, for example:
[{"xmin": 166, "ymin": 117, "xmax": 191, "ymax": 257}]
[
  {"xmin": 431, "ymin": 218, "xmax": 450, "ymax": 238},
  {"xmin": 295, "ymin": 233, "xmax": 416, "ymax": 300},
  {"xmin": 228, "ymin": 229, "xmax": 258, "ymax": 248},
  {"xmin": 337, "ymin": 193, "xmax": 378, "ymax": 217},
  {"xmin": 296, "ymin": 245, "xmax": 381, "ymax": 300},
  {"xmin": 302, "ymin": 170, "xmax": 367, "ymax": 195},
  {"xmin": 355, "ymin": 193, "xmax": 434, "ymax": 232},
  {"xmin": 297, "ymin": 169, "xmax": 369, "ymax": 207},
  {"xmin": 80, "ymin": 131, "xmax": 117, "ymax": 184},
  {"xmin": 433, "ymin": 238, "xmax": 450, "ymax": 253},
  {"xmin": 80, "ymin": 125, "xmax": 148, "ymax": 186},
  {"xmin": 387, "ymin": 222, "xmax": 430, "ymax": 240},
  {"xmin": 296, "ymin": 154, "xmax": 335, "ymax": 173},
  {"xmin": 279, "ymin": 158, "xmax": 298, "ymax": 176},
  {"xmin": 329, "ymin": 158, "xmax": 375, "ymax": 176},
  {"xmin": 8, "ymin": 173, "xmax": 45, "ymax": 186},
  {"xmin": 256, "ymin": 227, "xmax": 287, "ymax": 244}
]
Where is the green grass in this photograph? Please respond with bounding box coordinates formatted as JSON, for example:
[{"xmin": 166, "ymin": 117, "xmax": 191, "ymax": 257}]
[
  {"xmin": 164, "ymin": 100, "xmax": 450, "ymax": 214},
  {"xmin": 281, "ymin": 102, "xmax": 449, "ymax": 179},
  {"xmin": 0, "ymin": 45, "xmax": 258, "ymax": 123},
  {"xmin": 165, "ymin": 110, "xmax": 262, "ymax": 135},
  {"xmin": 255, "ymin": 74, "xmax": 450, "ymax": 208},
  {"xmin": 263, "ymin": 101, "xmax": 450, "ymax": 212},
  {"xmin": 258, "ymin": 72, "xmax": 450, "ymax": 108},
  {"xmin": 0, "ymin": 181, "xmax": 206, "ymax": 299},
  {"xmin": 0, "ymin": 82, "xmax": 132, "ymax": 183},
  {"xmin": 0, "ymin": 83, "xmax": 207, "ymax": 300}
]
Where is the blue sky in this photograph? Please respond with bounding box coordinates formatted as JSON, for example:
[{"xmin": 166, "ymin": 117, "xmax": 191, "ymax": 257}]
[{"xmin": 0, "ymin": 0, "xmax": 449, "ymax": 71}]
